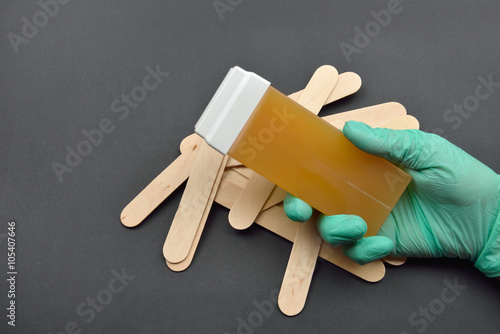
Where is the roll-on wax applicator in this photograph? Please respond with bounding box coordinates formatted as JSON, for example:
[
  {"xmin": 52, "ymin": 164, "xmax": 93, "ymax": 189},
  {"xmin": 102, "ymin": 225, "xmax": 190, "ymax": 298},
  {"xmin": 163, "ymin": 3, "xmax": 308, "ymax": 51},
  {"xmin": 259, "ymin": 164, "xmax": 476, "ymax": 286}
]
[{"xmin": 195, "ymin": 66, "xmax": 411, "ymax": 236}]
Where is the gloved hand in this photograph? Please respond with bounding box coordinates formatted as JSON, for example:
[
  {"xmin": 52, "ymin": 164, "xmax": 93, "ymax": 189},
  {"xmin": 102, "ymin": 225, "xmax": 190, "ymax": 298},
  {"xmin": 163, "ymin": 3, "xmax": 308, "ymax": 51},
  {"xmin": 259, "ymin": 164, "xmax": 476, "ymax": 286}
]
[{"xmin": 284, "ymin": 121, "xmax": 500, "ymax": 277}]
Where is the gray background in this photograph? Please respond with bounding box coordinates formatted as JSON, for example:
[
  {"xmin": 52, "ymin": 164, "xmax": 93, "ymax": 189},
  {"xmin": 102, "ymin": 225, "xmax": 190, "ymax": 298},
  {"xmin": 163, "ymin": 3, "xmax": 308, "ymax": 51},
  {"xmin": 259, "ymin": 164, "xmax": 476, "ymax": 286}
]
[{"xmin": 1, "ymin": 0, "xmax": 500, "ymax": 333}]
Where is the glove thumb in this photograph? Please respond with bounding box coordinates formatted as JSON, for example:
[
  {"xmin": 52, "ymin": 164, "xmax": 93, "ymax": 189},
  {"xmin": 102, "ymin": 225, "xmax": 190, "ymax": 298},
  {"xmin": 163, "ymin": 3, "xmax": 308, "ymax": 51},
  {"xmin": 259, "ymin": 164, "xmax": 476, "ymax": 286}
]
[{"xmin": 343, "ymin": 121, "xmax": 439, "ymax": 170}]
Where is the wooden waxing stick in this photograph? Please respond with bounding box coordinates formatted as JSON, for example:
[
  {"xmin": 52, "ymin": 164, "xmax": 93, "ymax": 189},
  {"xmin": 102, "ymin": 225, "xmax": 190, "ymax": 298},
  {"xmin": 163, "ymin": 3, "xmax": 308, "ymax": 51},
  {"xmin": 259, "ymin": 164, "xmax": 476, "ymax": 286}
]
[
  {"xmin": 323, "ymin": 101, "xmax": 407, "ymax": 129},
  {"xmin": 167, "ymin": 154, "xmax": 228, "ymax": 271},
  {"xmin": 163, "ymin": 140, "xmax": 226, "ymax": 264},
  {"xmin": 288, "ymin": 71, "xmax": 361, "ymax": 104},
  {"xmin": 228, "ymin": 65, "xmax": 341, "ymax": 230},
  {"xmin": 376, "ymin": 114, "xmax": 419, "ymax": 130},
  {"xmin": 275, "ymin": 66, "xmax": 339, "ymax": 317},
  {"xmin": 228, "ymin": 174, "xmax": 277, "ymax": 230},
  {"xmin": 279, "ymin": 211, "xmax": 323, "ymax": 316},
  {"xmin": 121, "ymin": 134, "xmax": 202, "ymax": 227},
  {"xmin": 382, "ymin": 256, "xmax": 407, "ymax": 266}
]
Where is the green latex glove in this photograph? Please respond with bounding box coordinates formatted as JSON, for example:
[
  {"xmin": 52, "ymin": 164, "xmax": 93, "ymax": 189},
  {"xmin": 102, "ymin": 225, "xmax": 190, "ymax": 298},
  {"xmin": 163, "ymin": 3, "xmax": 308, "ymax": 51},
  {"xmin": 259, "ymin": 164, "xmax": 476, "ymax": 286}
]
[{"xmin": 284, "ymin": 121, "xmax": 500, "ymax": 277}]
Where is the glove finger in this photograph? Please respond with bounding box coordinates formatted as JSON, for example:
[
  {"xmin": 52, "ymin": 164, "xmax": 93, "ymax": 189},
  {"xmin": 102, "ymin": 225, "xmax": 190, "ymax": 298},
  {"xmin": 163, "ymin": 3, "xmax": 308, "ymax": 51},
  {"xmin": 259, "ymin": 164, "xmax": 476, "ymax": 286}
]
[
  {"xmin": 283, "ymin": 193, "xmax": 313, "ymax": 222},
  {"xmin": 343, "ymin": 120, "xmax": 442, "ymax": 171},
  {"xmin": 317, "ymin": 214, "xmax": 367, "ymax": 246},
  {"xmin": 341, "ymin": 236, "xmax": 394, "ymax": 265}
]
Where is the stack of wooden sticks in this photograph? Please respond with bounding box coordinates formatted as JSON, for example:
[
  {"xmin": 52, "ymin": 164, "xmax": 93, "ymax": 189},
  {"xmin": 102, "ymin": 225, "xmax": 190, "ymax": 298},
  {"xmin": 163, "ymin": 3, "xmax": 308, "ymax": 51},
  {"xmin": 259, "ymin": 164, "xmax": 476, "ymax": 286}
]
[{"xmin": 120, "ymin": 65, "xmax": 419, "ymax": 316}]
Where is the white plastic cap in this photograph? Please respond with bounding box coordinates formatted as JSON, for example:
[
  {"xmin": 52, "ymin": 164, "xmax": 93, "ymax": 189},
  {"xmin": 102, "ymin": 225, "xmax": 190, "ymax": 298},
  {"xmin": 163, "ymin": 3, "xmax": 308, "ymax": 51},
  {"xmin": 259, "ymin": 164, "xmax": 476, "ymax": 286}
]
[{"xmin": 195, "ymin": 66, "xmax": 270, "ymax": 154}]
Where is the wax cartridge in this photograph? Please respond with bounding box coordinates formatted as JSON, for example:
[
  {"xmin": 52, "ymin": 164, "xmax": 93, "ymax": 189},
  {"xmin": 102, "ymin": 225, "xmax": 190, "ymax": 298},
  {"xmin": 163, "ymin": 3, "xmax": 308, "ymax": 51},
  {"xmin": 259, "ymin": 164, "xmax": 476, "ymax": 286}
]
[{"xmin": 195, "ymin": 67, "xmax": 411, "ymax": 236}]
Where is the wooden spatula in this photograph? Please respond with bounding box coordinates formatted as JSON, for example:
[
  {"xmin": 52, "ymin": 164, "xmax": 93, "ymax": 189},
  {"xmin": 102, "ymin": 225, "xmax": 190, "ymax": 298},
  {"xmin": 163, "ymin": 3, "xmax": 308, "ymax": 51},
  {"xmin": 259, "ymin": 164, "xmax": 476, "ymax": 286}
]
[
  {"xmin": 121, "ymin": 134, "xmax": 202, "ymax": 227},
  {"xmin": 163, "ymin": 140, "xmax": 227, "ymax": 264}
]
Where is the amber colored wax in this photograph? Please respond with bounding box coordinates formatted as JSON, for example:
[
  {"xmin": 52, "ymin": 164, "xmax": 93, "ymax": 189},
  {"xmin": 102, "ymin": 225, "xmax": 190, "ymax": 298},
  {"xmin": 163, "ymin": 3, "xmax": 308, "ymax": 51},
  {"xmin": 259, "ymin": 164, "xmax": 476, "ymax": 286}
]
[{"xmin": 228, "ymin": 87, "xmax": 411, "ymax": 236}]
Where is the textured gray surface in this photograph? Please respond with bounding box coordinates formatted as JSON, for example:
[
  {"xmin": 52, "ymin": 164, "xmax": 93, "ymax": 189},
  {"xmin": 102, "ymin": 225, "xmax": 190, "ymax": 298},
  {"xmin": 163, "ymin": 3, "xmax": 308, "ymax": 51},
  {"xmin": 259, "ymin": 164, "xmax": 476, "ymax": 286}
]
[{"xmin": 1, "ymin": 1, "xmax": 500, "ymax": 333}]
